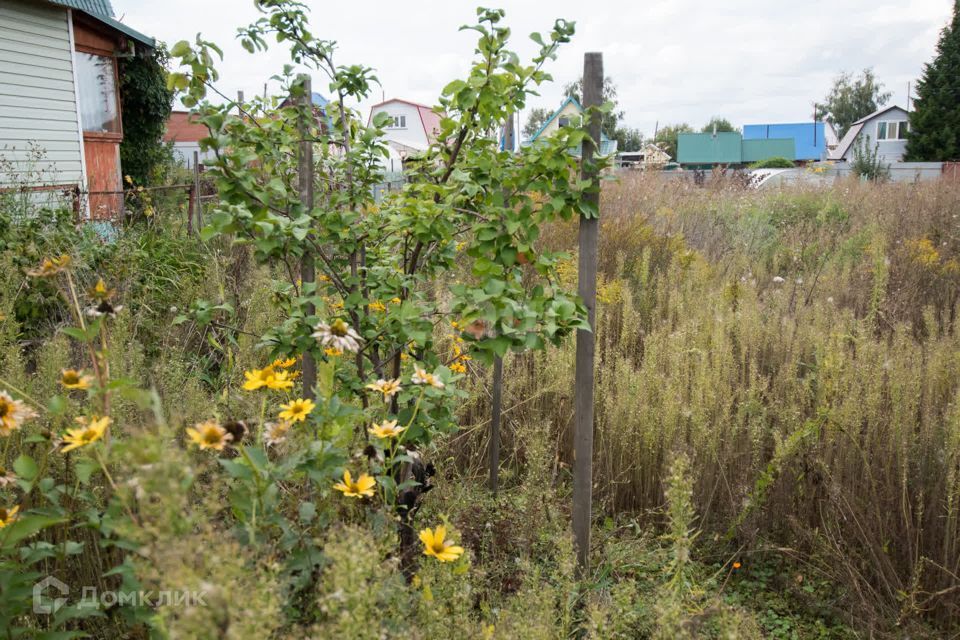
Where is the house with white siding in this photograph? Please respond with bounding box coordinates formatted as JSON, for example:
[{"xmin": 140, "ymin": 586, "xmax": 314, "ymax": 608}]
[
  {"xmin": 0, "ymin": 0, "xmax": 154, "ymax": 218},
  {"xmin": 829, "ymin": 105, "xmax": 911, "ymax": 164}
]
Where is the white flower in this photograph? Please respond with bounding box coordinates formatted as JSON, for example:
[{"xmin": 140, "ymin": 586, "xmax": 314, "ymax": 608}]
[
  {"xmin": 312, "ymin": 318, "xmax": 361, "ymax": 353},
  {"xmin": 411, "ymin": 366, "xmax": 444, "ymax": 389},
  {"xmin": 772, "ymin": 276, "xmax": 785, "ymax": 284}
]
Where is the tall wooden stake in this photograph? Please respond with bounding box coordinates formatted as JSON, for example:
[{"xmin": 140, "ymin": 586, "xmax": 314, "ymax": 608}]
[
  {"xmin": 490, "ymin": 111, "xmax": 516, "ymax": 494},
  {"xmin": 573, "ymin": 51, "xmax": 602, "ymax": 577},
  {"xmin": 298, "ymin": 74, "xmax": 317, "ymax": 401}
]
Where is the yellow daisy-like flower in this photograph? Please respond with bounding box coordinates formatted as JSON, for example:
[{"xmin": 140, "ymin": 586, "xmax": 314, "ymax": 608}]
[
  {"xmin": 279, "ymin": 398, "xmax": 315, "ymax": 423},
  {"xmin": 27, "ymin": 254, "xmax": 71, "ymax": 278},
  {"xmin": 61, "ymin": 415, "xmax": 110, "ymax": 453},
  {"xmin": 332, "ymin": 469, "xmax": 377, "ymax": 498},
  {"xmin": 0, "ymin": 391, "xmax": 37, "ymax": 436},
  {"xmin": 368, "ymin": 300, "xmax": 386, "ymax": 313},
  {"xmin": 324, "ymin": 347, "xmax": 343, "ymax": 357},
  {"xmin": 185, "ymin": 420, "xmax": 232, "ymax": 451},
  {"xmin": 365, "ymin": 378, "xmax": 402, "ymax": 400},
  {"xmin": 411, "ymin": 366, "xmax": 445, "ymax": 389},
  {"xmin": 87, "ymin": 278, "xmax": 116, "ymax": 302},
  {"xmin": 242, "ymin": 367, "xmax": 275, "ymax": 391},
  {"xmin": 419, "ymin": 525, "xmax": 465, "ymax": 562},
  {"xmin": 271, "ymin": 357, "xmax": 297, "ymax": 369},
  {"xmin": 0, "ymin": 505, "xmax": 19, "ymax": 529},
  {"xmin": 450, "ymin": 361, "xmax": 467, "ymax": 374},
  {"xmin": 265, "ymin": 369, "xmax": 294, "ymax": 391},
  {"xmin": 368, "ymin": 419, "xmax": 405, "ymax": 439},
  {"xmin": 60, "ymin": 368, "xmax": 93, "ymax": 390},
  {"xmin": 390, "ymin": 297, "xmax": 402, "ymax": 305}
]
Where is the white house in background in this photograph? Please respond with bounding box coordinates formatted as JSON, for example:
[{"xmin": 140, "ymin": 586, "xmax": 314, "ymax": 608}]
[
  {"xmin": 525, "ymin": 96, "xmax": 618, "ymax": 156},
  {"xmin": 368, "ymin": 98, "xmax": 442, "ymax": 166},
  {"xmin": 830, "ymin": 105, "xmax": 911, "ymax": 163}
]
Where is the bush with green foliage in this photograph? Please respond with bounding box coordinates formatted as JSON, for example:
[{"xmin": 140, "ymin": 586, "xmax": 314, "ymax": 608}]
[{"xmin": 749, "ymin": 156, "xmax": 794, "ymax": 169}]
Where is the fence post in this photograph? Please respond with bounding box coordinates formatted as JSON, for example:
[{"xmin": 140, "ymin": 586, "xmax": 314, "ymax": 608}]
[
  {"xmin": 192, "ymin": 150, "xmax": 202, "ymax": 228},
  {"xmin": 573, "ymin": 51, "xmax": 602, "ymax": 577},
  {"xmin": 297, "ymin": 74, "xmax": 317, "ymax": 401},
  {"xmin": 186, "ymin": 184, "xmax": 195, "ymax": 236}
]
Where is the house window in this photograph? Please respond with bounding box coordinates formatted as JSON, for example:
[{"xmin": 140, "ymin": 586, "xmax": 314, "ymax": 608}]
[
  {"xmin": 877, "ymin": 120, "xmax": 909, "ymax": 141},
  {"xmin": 388, "ymin": 115, "xmax": 407, "ymax": 129},
  {"xmin": 558, "ymin": 116, "xmax": 570, "ymax": 128},
  {"xmin": 75, "ymin": 52, "xmax": 120, "ymax": 134}
]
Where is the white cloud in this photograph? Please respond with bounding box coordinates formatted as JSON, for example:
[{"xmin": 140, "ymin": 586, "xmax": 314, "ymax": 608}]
[{"xmin": 111, "ymin": 0, "xmax": 953, "ymax": 135}]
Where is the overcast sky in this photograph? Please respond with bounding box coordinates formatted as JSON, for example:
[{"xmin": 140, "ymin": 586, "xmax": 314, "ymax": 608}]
[{"xmin": 112, "ymin": 0, "xmax": 953, "ymax": 137}]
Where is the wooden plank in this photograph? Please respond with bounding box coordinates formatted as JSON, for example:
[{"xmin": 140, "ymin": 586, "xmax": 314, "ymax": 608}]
[
  {"xmin": 490, "ymin": 355, "xmax": 503, "ymax": 493},
  {"xmin": 573, "ymin": 51, "xmax": 603, "ymax": 578},
  {"xmin": 0, "ymin": 69, "xmax": 74, "ymax": 92},
  {"xmin": 0, "ymin": 60, "xmax": 73, "ymax": 84},
  {"xmin": 0, "ymin": 105, "xmax": 78, "ymax": 121},
  {"xmin": 0, "ymin": 93, "xmax": 77, "ymax": 111}
]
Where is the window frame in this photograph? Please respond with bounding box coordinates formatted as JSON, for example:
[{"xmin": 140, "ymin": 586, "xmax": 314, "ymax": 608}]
[
  {"xmin": 74, "ymin": 44, "xmax": 122, "ymax": 141},
  {"xmin": 877, "ymin": 120, "xmax": 909, "ymax": 141},
  {"xmin": 387, "ymin": 114, "xmax": 407, "ymax": 130}
]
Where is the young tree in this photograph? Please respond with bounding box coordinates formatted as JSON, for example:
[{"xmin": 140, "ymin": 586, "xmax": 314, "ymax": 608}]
[
  {"xmin": 654, "ymin": 123, "xmax": 693, "ymax": 161},
  {"xmin": 906, "ymin": 2, "xmax": 960, "ymax": 161},
  {"xmin": 700, "ymin": 117, "xmax": 737, "ymax": 134},
  {"xmin": 815, "ymin": 68, "xmax": 891, "ymax": 138},
  {"xmin": 617, "ymin": 127, "xmax": 644, "ymax": 152}
]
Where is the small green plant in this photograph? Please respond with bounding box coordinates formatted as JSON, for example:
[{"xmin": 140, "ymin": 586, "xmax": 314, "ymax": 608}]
[
  {"xmin": 749, "ymin": 156, "xmax": 794, "ymax": 169},
  {"xmin": 851, "ymin": 134, "xmax": 890, "ymax": 182}
]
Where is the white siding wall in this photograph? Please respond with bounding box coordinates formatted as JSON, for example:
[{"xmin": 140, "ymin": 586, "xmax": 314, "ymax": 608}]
[
  {"xmin": 0, "ymin": 0, "xmax": 83, "ymax": 190},
  {"xmin": 372, "ymin": 102, "xmax": 428, "ymax": 150}
]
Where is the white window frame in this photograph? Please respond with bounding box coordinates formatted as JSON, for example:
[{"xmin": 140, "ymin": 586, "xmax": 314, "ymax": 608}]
[
  {"xmin": 388, "ymin": 115, "xmax": 407, "ymax": 130},
  {"xmin": 877, "ymin": 120, "xmax": 909, "ymax": 141}
]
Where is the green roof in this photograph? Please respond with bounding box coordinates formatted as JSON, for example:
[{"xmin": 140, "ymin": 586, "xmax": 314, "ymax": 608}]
[
  {"xmin": 742, "ymin": 138, "xmax": 795, "ymax": 163},
  {"xmin": 677, "ymin": 132, "xmax": 742, "ymax": 164},
  {"xmin": 47, "ymin": 0, "xmax": 155, "ymax": 48},
  {"xmin": 50, "ymin": 0, "xmax": 114, "ymax": 17}
]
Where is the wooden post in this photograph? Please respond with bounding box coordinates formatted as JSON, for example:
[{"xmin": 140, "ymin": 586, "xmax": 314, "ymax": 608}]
[
  {"xmin": 489, "ymin": 355, "xmax": 503, "ymax": 494},
  {"xmin": 186, "ymin": 184, "xmax": 194, "ymax": 236},
  {"xmin": 573, "ymin": 51, "xmax": 602, "ymax": 577},
  {"xmin": 297, "ymin": 74, "xmax": 317, "ymax": 401},
  {"xmin": 192, "ymin": 150, "xmax": 202, "ymax": 228}
]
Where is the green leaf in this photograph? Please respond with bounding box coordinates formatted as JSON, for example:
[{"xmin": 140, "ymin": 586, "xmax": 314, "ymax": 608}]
[
  {"xmin": 169, "ymin": 40, "xmax": 191, "ymax": 57},
  {"xmin": 13, "ymin": 454, "xmax": 38, "ymax": 482},
  {"xmin": 1, "ymin": 514, "xmax": 66, "ymax": 550}
]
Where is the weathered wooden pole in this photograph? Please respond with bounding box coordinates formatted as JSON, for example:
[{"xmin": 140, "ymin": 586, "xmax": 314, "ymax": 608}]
[
  {"xmin": 489, "ymin": 112, "xmax": 516, "ymax": 494},
  {"xmin": 192, "ymin": 150, "xmax": 202, "ymax": 228},
  {"xmin": 573, "ymin": 51, "xmax": 602, "ymax": 577},
  {"xmin": 297, "ymin": 74, "xmax": 317, "ymax": 401}
]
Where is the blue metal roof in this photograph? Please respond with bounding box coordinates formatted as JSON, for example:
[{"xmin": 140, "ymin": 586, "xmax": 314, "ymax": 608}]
[{"xmin": 743, "ymin": 122, "xmax": 826, "ymax": 161}]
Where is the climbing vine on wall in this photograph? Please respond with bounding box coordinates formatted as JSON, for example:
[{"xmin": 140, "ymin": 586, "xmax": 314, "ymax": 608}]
[{"xmin": 118, "ymin": 44, "xmax": 175, "ymax": 185}]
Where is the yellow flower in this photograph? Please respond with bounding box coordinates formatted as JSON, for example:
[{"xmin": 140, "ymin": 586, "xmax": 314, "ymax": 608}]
[
  {"xmin": 368, "ymin": 419, "xmax": 405, "ymax": 439},
  {"xmin": 185, "ymin": 420, "xmax": 232, "ymax": 451},
  {"xmin": 390, "ymin": 297, "xmax": 402, "ymax": 305},
  {"xmin": 27, "ymin": 254, "xmax": 71, "ymax": 278},
  {"xmin": 419, "ymin": 525, "xmax": 464, "ymax": 562},
  {"xmin": 332, "ymin": 469, "xmax": 376, "ymax": 498},
  {"xmin": 61, "ymin": 415, "xmax": 110, "ymax": 453},
  {"xmin": 271, "ymin": 357, "xmax": 297, "ymax": 369},
  {"xmin": 265, "ymin": 369, "xmax": 294, "ymax": 391},
  {"xmin": 60, "ymin": 368, "xmax": 93, "ymax": 390},
  {"xmin": 368, "ymin": 300, "xmax": 386, "ymax": 313},
  {"xmin": 324, "ymin": 347, "xmax": 343, "ymax": 357},
  {"xmin": 279, "ymin": 398, "xmax": 315, "ymax": 423},
  {"xmin": 411, "ymin": 366, "xmax": 444, "ymax": 389},
  {"xmin": 87, "ymin": 278, "xmax": 116, "ymax": 302},
  {"xmin": 400, "ymin": 352, "xmax": 410, "ymax": 361},
  {"xmin": 0, "ymin": 391, "xmax": 38, "ymax": 436},
  {"xmin": 242, "ymin": 367, "xmax": 274, "ymax": 391},
  {"xmin": 450, "ymin": 361, "xmax": 466, "ymax": 374},
  {"xmin": 366, "ymin": 378, "xmax": 402, "ymax": 400},
  {"xmin": 0, "ymin": 505, "xmax": 19, "ymax": 528}
]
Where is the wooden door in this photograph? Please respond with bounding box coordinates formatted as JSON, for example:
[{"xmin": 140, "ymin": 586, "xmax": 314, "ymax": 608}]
[{"xmin": 83, "ymin": 135, "xmax": 121, "ymax": 219}]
